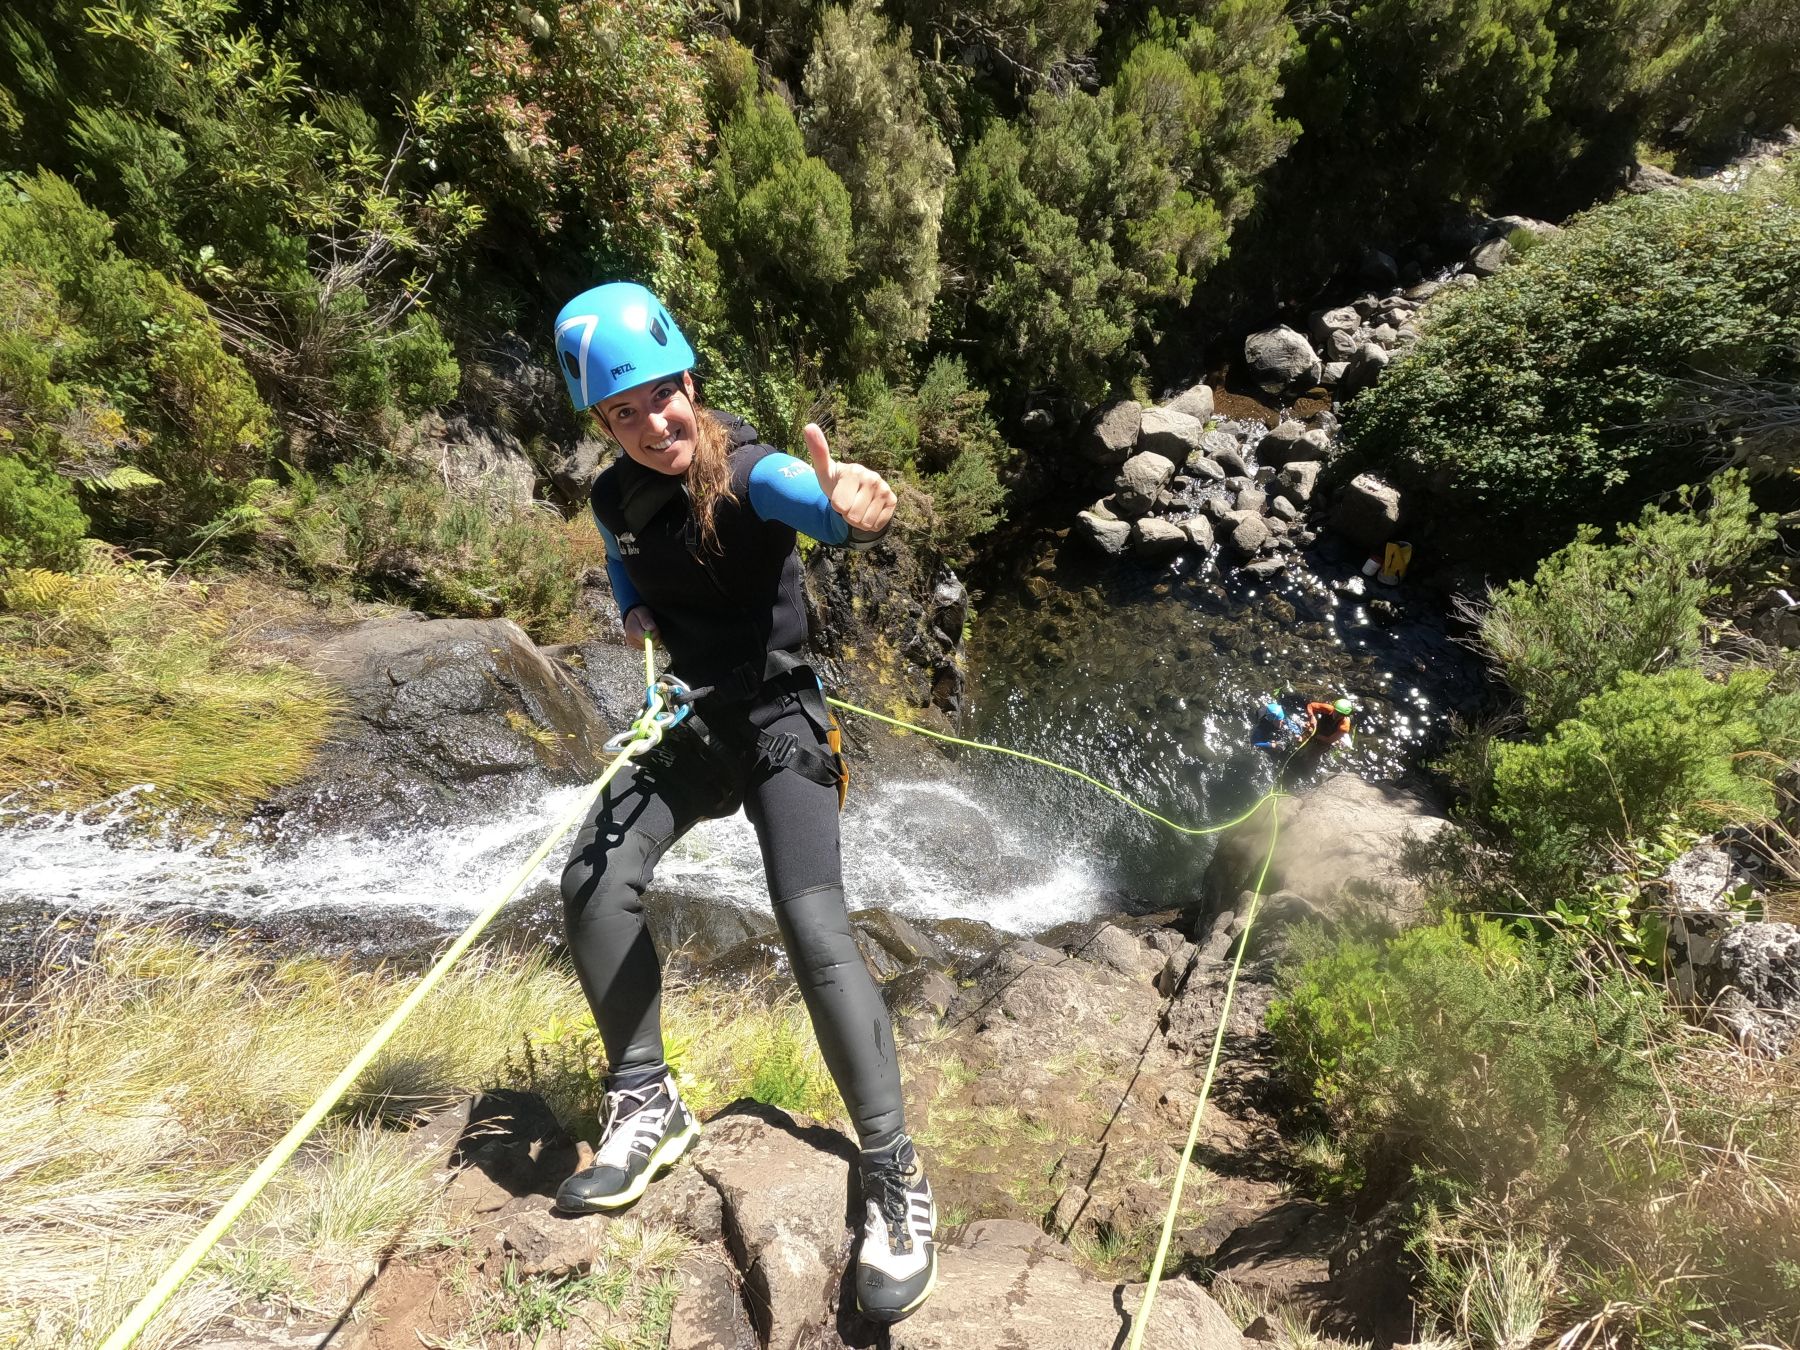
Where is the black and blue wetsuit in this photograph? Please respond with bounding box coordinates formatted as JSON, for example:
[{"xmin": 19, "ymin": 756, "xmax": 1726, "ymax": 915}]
[{"xmin": 560, "ymin": 412, "xmax": 905, "ymax": 1146}]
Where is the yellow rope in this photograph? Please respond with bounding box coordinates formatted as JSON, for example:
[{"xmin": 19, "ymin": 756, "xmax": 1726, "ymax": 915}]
[
  {"xmin": 1125, "ymin": 791, "xmax": 1281, "ymax": 1347},
  {"xmin": 823, "ymin": 695, "xmax": 1291, "ymax": 1342},
  {"xmin": 826, "ymin": 696, "xmax": 1271, "ymax": 836},
  {"xmin": 106, "ymin": 649, "xmax": 1291, "ymax": 1349},
  {"xmin": 98, "ymin": 640, "xmax": 664, "ymax": 1350}
]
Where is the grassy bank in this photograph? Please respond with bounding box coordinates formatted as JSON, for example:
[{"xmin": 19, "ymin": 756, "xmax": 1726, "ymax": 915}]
[
  {"xmin": 0, "ymin": 925, "xmax": 843, "ymax": 1349},
  {"xmin": 0, "ymin": 558, "xmax": 337, "ymax": 820}
]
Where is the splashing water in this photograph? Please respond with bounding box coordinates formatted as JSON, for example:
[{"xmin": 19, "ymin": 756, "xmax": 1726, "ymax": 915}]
[{"xmin": 0, "ymin": 770, "xmax": 1109, "ymax": 938}]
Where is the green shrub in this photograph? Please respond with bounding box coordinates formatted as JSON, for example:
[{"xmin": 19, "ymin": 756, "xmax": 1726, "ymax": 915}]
[
  {"xmin": 267, "ymin": 466, "xmax": 606, "ymax": 642},
  {"xmin": 1268, "ymin": 916, "xmax": 1665, "ymax": 1192},
  {"xmin": 839, "ymin": 355, "xmax": 1011, "ymax": 565},
  {"xmin": 1491, "ymin": 667, "xmax": 1800, "ymax": 890},
  {"xmin": 0, "ymin": 172, "xmax": 272, "ymax": 547},
  {"xmin": 1347, "ymin": 174, "xmax": 1800, "ymax": 543},
  {"xmin": 0, "ymin": 455, "xmax": 88, "ymax": 571},
  {"xmin": 1477, "ymin": 473, "xmax": 1776, "ymax": 731}
]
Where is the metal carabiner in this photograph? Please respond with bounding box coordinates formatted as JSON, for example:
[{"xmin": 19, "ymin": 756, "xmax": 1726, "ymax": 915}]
[{"xmin": 602, "ymin": 683, "xmax": 672, "ymax": 756}]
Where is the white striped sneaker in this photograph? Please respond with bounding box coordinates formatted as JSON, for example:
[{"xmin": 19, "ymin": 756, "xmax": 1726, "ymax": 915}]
[
  {"xmin": 856, "ymin": 1134, "xmax": 937, "ymax": 1322},
  {"xmin": 554, "ymin": 1071, "xmax": 699, "ymax": 1213}
]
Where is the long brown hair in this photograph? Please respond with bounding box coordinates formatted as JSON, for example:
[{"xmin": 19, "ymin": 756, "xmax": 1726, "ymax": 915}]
[{"xmin": 688, "ymin": 404, "xmax": 736, "ymax": 554}]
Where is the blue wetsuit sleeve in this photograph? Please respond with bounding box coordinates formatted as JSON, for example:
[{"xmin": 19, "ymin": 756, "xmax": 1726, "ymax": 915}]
[
  {"xmin": 593, "ymin": 516, "xmax": 646, "ymax": 619},
  {"xmin": 747, "ymin": 453, "xmax": 850, "ymax": 545}
]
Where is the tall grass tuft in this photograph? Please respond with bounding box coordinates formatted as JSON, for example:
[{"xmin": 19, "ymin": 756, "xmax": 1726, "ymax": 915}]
[
  {"xmin": 0, "ymin": 925, "xmax": 586, "ymax": 1346},
  {"xmin": 0, "ymin": 556, "xmax": 335, "ymax": 817}
]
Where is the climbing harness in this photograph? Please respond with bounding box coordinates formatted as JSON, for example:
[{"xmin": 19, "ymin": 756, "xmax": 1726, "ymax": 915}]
[{"xmin": 101, "ymin": 640, "xmax": 1287, "ymax": 1350}]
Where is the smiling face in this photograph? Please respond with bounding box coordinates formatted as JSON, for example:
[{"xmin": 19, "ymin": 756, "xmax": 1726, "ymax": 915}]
[{"xmin": 596, "ymin": 370, "xmax": 699, "ymax": 477}]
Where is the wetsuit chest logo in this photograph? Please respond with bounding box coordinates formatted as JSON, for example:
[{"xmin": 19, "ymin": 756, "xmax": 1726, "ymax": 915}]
[{"xmin": 617, "ymin": 531, "xmax": 640, "ymax": 556}]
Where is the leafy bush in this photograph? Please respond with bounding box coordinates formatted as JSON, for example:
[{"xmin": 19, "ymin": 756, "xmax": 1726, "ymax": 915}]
[
  {"xmin": 1640, "ymin": 0, "xmax": 1800, "ymax": 161},
  {"xmin": 1491, "ymin": 668, "xmax": 1799, "ymax": 891},
  {"xmin": 4, "ymin": 2, "xmax": 477, "ymax": 450},
  {"xmin": 1347, "ymin": 174, "xmax": 1800, "ymax": 541},
  {"xmin": 267, "ymin": 466, "xmax": 607, "ymax": 642},
  {"xmin": 938, "ymin": 84, "xmax": 1217, "ymax": 405},
  {"xmin": 0, "ymin": 172, "xmax": 273, "ymax": 547},
  {"xmin": 802, "ymin": 0, "xmax": 952, "ymax": 373},
  {"xmin": 1476, "ymin": 473, "xmax": 1776, "ymax": 731},
  {"xmin": 1268, "ymin": 916, "xmax": 1665, "ymax": 1192},
  {"xmin": 0, "ymin": 455, "xmax": 88, "ymax": 570},
  {"xmin": 840, "ymin": 355, "xmax": 1011, "ymax": 564}
]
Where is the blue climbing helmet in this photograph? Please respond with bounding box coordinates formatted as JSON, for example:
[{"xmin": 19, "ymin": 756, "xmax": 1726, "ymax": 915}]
[
  {"xmin": 553, "ymin": 282, "xmax": 696, "ymax": 410},
  {"xmin": 1264, "ymin": 700, "xmax": 1285, "ymax": 719}
]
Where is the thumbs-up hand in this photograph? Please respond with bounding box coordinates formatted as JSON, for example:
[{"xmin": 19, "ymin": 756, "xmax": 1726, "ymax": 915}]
[{"xmin": 805, "ymin": 422, "xmax": 895, "ymax": 534}]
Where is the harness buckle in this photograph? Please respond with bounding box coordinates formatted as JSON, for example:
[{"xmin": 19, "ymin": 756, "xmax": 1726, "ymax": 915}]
[{"xmin": 761, "ymin": 731, "xmax": 800, "ymax": 769}]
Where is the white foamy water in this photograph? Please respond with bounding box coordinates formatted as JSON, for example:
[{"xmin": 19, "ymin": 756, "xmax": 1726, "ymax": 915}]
[{"xmin": 0, "ymin": 775, "xmax": 1109, "ymax": 937}]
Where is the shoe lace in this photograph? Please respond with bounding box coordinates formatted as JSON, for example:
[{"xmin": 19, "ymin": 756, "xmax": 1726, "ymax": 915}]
[
  {"xmin": 863, "ymin": 1150, "xmax": 916, "ymax": 1253},
  {"xmin": 596, "ymin": 1081, "xmax": 664, "ymax": 1168}
]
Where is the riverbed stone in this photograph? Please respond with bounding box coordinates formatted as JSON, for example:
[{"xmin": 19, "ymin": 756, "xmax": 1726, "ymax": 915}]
[
  {"xmin": 1083, "ymin": 401, "xmax": 1144, "ymax": 464},
  {"xmin": 1078, "ymin": 510, "xmax": 1133, "ymax": 556},
  {"xmin": 1211, "ymin": 440, "xmax": 1252, "ymax": 477},
  {"xmin": 1198, "ymin": 775, "xmax": 1452, "ymax": 942},
  {"xmin": 1242, "ymin": 555, "xmax": 1288, "ymax": 580},
  {"xmin": 1276, "ymin": 461, "xmax": 1324, "ymax": 506},
  {"xmin": 1133, "ymin": 516, "xmax": 1189, "ymax": 560},
  {"xmin": 1163, "ymin": 381, "xmax": 1216, "ymax": 423},
  {"xmin": 1469, "ymin": 235, "xmax": 1512, "ymax": 276},
  {"xmin": 1184, "ymin": 452, "xmax": 1227, "ymax": 481},
  {"xmin": 1309, "ymin": 306, "xmax": 1361, "ymax": 348},
  {"xmin": 1258, "ymin": 421, "xmax": 1321, "ymax": 468},
  {"xmin": 1202, "ymin": 495, "xmax": 1237, "ymax": 524},
  {"xmin": 1343, "ymin": 342, "xmax": 1391, "ymax": 393},
  {"xmin": 1245, "ymin": 326, "xmax": 1322, "ymax": 393},
  {"xmin": 1270, "ymin": 496, "xmax": 1300, "ymax": 524},
  {"xmin": 1320, "ymin": 361, "xmax": 1348, "ymax": 386},
  {"xmin": 1139, "ymin": 408, "xmax": 1209, "ymax": 461},
  {"xmin": 1495, "ymin": 213, "xmax": 1559, "ymax": 240},
  {"xmin": 1182, "ymin": 516, "xmax": 1216, "ymax": 551},
  {"xmin": 1229, "ymin": 513, "xmax": 1274, "ymax": 558},
  {"xmin": 1115, "ymin": 450, "xmax": 1179, "ymax": 515},
  {"xmin": 1235, "ymin": 486, "xmax": 1268, "ymax": 516},
  {"xmin": 1332, "ymin": 474, "xmax": 1403, "ymax": 550}
]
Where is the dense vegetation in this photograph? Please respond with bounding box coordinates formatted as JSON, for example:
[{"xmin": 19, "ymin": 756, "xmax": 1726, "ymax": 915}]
[
  {"xmin": 3, "ymin": 2, "xmax": 1799, "ymax": 1341},
  {"xmin": 4, "ymin": 0, "xmax": 1797, "ymax": 606},
  {"xmin": 1348, "ymin": 175, "xmax": 1800, "ymax": 542},
  {"xmin": 1269, "ymin": 471, "xmax": 1800, "ymax": 1343}
]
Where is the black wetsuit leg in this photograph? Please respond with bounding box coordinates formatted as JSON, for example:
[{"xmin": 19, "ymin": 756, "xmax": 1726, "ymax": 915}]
[
  {"xmin": 559, "ymin": 725, "xmax": 741, "ymax": 1074},
  {"xmin": 741, "ymin": 686, "xmax": 906, "ymax": 1147}
]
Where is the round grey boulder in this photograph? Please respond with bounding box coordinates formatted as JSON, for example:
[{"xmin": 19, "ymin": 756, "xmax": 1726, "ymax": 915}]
[{"xmin": 1244, "ymin": 326, "xmax": 1322, "ymax": 393}]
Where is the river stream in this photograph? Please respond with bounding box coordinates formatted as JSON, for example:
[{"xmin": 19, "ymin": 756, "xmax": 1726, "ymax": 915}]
[{"xmin": 0, "ymin": 524, "xmax": 1484, "ymax": 961}]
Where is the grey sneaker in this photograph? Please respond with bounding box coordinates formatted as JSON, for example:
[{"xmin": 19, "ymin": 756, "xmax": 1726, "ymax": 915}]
[
  {"xmin": 855, "ymin": 1134, "xmax": 937, "ymax": 1322},
  {"xmin": 555, "ymin": 1071, "xmax": 699, "ymax": 1213}
]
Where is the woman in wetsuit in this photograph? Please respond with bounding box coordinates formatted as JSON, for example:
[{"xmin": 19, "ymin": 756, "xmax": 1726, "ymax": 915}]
[{"xmin": 550, "ymin": 282, "xmax": 935, "ymax": 1323}]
